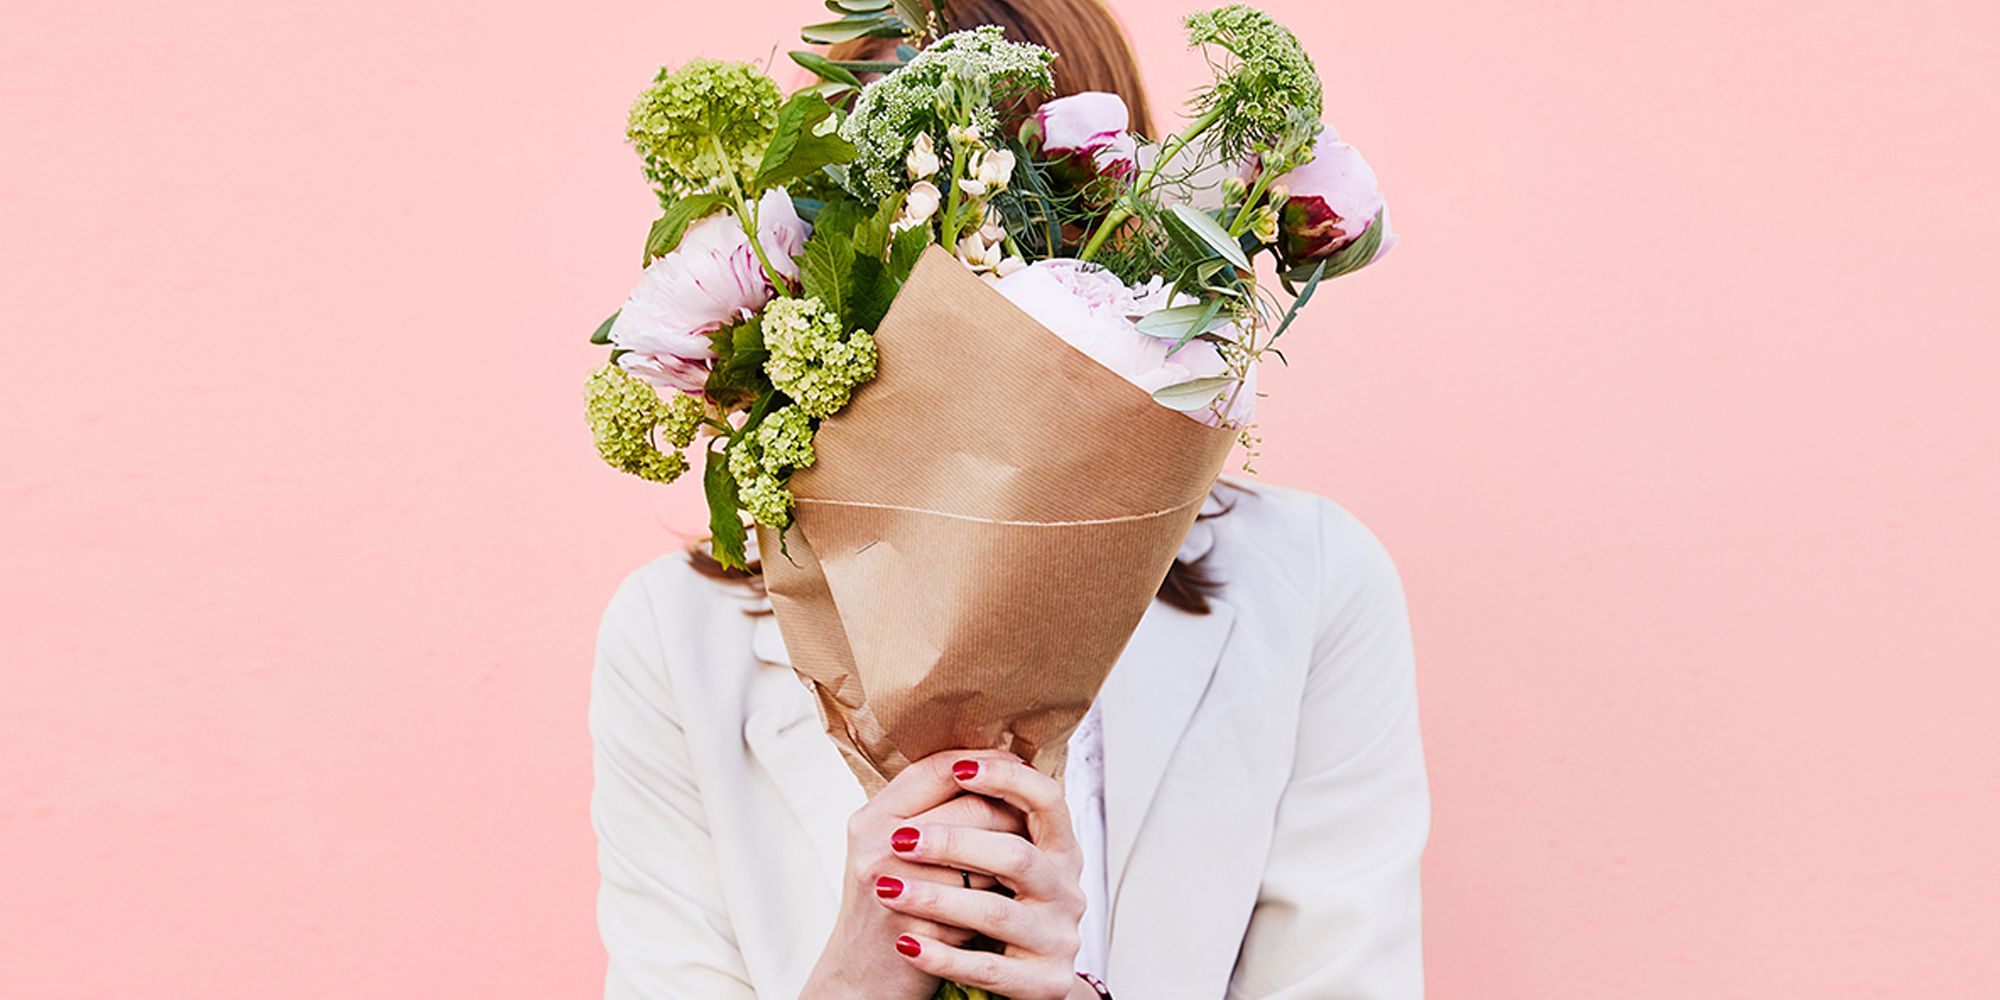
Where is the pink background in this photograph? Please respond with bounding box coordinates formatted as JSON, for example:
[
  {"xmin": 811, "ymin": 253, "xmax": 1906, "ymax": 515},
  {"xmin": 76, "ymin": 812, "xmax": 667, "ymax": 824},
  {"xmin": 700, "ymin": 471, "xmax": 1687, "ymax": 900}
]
[{"xmin": 5, "ymin": 0, "xmax": 1997, "ymax": 995}]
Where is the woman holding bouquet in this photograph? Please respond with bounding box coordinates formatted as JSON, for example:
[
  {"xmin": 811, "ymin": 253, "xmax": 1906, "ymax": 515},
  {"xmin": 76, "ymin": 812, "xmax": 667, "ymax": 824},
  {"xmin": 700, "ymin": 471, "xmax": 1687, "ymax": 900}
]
[{"xmin": 590, "ymin": 2, "xmax": 1427, "ymax": 998}]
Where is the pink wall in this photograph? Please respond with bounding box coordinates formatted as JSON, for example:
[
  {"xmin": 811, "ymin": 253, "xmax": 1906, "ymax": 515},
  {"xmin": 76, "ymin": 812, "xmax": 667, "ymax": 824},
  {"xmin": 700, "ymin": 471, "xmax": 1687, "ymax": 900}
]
[{"xmin": 5, "ymin": 0, "xmax": 1996, "ymax": 995}]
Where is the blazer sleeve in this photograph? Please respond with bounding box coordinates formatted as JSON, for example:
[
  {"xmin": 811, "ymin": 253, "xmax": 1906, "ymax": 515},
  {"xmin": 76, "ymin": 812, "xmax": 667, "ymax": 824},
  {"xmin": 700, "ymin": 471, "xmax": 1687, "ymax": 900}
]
[
  {"xmin": 1228, "ymin": 501, "xmax": 1431, "ymax": 999},
  {"xmin": 591, "ymin": 568, "xmax": 759, "ymax": 1000}
]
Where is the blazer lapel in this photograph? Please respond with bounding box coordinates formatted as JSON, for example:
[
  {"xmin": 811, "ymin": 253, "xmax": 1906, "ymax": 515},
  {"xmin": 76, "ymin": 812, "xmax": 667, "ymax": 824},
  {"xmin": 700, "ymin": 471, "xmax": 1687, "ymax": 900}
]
[
  {"xmin": 743, "ymin": 634, "xmax": 866, "ymax": 896},
  {"xmin": 1097, "ymin": 596, "xmax": 1237, "ymax": 922}
]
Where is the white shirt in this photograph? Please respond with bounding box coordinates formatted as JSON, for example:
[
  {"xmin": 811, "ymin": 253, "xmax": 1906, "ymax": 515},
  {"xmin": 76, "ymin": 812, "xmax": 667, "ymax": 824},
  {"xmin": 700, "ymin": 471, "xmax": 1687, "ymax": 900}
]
[{"xmin": 592, "ymin": 483, "xmax": 1429, "ymax": 998}]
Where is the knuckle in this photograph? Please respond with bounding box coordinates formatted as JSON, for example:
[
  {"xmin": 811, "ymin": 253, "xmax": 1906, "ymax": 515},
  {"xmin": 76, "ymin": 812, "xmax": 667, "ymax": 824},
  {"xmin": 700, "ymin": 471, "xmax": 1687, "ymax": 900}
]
[
  {"xmin": 981, "ymin": 895, "xmax": 1017, "ymax": 932},
  {"xmin": 1004, "ymin": 838, "xmax": 1039, "ymax": 877},
  {"xmin": 972, "ymin": 953, "xmax": 1005, "ymax": 987}
]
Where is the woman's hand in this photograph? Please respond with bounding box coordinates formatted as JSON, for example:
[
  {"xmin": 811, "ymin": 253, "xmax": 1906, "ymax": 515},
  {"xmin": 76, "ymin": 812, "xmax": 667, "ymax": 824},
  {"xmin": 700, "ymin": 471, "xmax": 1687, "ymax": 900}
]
[
  {"xmin": 799, "ymin": 751, "xmax": 1028, "ymax": 1000},
  {"xmin": 875, "ymin": 751, "xmax": 1091, "ymax": 1000}
]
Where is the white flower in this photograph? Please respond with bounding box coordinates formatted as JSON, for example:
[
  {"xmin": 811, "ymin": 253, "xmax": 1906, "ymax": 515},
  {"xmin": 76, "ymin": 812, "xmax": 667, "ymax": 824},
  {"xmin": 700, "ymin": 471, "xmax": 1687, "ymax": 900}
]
[
  {"xmin": 948, "ymin": 123, "xmax": 982, "ymax": 148},
  {"xmin": 897, "ymin": 180, "xmax": 942, "ymax": 230},
  {"xmin": 905, "ymin": 132, "xmax": 941, "ymax": 179},
  {"xmin": 991, "ymin": 259, "xmax": 1253, "ymax": 427},
  {"xmin": 973, "ymin": 148, "xmax": 1015, "ymax": 191},
  {"xmin": 994, "ymin": 255, "xmax": 1027, "ymax": 278},
  {"xmin": 958, "ymin": 177, "xmax": 988, "ymax": 197}
]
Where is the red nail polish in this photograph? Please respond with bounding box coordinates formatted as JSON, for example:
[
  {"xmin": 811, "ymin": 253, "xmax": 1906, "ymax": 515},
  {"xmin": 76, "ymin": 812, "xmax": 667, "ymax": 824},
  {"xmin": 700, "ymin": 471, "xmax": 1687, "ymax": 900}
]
[
  {"xmin": 895, "ymin": 934, "xmax": 921, "ymax": 957},
  {"xmin": 890, "ymin": 827, "xmax": 920, "ymax": 852},
  {"xmin": 875, "ymin": 876, "xmax": 903, "ymax": 899},
  {"xmin": 952, "ymin": 759, "xmax": 980, "ymax": 781}
]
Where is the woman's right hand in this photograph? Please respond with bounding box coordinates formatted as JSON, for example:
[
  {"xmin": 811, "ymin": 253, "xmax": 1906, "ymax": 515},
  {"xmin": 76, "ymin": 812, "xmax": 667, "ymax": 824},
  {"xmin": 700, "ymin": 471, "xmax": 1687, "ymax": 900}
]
[{"xmin": 799, "ymin": 751, "xmax": 1026, "ymax": 1000}]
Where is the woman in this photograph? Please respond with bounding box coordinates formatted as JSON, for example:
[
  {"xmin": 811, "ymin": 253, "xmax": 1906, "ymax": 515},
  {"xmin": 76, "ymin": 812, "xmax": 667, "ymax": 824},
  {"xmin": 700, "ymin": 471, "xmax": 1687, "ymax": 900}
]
[{"xmin": 590, "ymin": 3, "xmax": 1429, "ymax": 998}]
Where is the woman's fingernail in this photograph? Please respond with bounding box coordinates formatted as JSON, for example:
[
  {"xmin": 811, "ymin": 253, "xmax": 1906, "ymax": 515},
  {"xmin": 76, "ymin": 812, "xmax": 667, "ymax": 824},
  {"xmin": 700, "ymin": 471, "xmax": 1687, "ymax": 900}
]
[
  {"xmin": 895, "ymin": 934, "xmax": 922, "ymax": 957},
  {"xmin": 874, "ymin": 876, "xmax": 903, "ymax": 899},
  {"xmin": 890, "ymin": 827, "xmax": 920, "ymax": 852},
  {"xmin": 952, "ymin": 759, "xmax": 980, "ymax": 781}
]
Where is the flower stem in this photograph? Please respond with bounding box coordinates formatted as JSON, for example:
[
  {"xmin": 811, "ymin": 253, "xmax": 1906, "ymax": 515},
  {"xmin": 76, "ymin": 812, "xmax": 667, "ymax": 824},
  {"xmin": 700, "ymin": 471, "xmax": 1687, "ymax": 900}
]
[
  {"xmin": 710, "ymin": 136, "xmax": 790, "ymax": 292},
  {"xmin": 1078, "ymin": 104, "xmax": 1225, "ymax": 262},
  {"xmin": 939, "ymin": 140, "xmax": 971, "ymax": 250},
  {"xmin": 1227, "ymin": 168, "xmax": 1277, "ymax": 238}
]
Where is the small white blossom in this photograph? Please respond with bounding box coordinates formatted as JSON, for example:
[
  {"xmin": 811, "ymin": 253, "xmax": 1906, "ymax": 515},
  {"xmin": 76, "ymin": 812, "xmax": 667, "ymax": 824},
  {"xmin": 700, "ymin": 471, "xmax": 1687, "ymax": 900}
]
[
  {"xmin": 995, "ymin": 255, "xmax": 1027, "ymax": 277},
  {"xmin": 948, "ymin": 123, "xmax": 983, "ymax": 148},
  {"xmin": 958, "ymin": 177, "xmax": 988, "ymax": 197},
  {"xmin": 973, "ymin": 148, "xmax": 1015, "ymax": 190},
  {"xmin": 905, "ymin": 132, "xmax": 940, "ymax": 179},
  {"xmin": 898, "ymin": 180, "xmax": 942, "ymax": 230}
]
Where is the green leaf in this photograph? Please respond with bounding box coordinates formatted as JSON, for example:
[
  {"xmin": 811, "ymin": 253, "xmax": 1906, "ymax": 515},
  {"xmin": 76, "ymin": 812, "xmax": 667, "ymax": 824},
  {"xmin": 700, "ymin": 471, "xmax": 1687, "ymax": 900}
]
[
  {"xmin": 845, "ymin": 253, "xmax": 896, "ymax": 332},
  {"xmin": 892, "ymin": 0, "xmax": 930, "ymax": 33},
  {"xmin": 887, "ymin": 221, "xmax": 928, "ymax": 281},
  {"xmin": 1150, "ymin": 375, "xmax": 1236, "ymax": 412},
  {"xmin": 827, "ymin": 0, "xmax": 892, "ymax": 12},
  {"xmin": 851, "ymin": 192, "xmax": 905, "ymax": 260},
  {"xmin": 703, "ymin": 315, "xmax": 770, "ymax": 409},
  {"xmin": 703, "ymin": 445, "xmax": 750, "ymax": 571},
  {"xmin": 1269, "ymin": 259, "xmax": 1327, "ymax": 345},
  {"xmin": 644, "ymin": 192, "xmax": 728, "ymax": 265},
  {"xmin": 828, "ymin": 59, "xmax": 908, "ymax": 73},
  {"xmin": 1316, "ymin": 208, "xmax": 1388, "ymax": 279},
  {"xmin": 589, "ymin": 310, "xmax": 619, "ymax": 345},
  {"xmin": 788, "ymin": 50, "xmax": 862, "ymax": 87},
  {"xmin": 1136, "ymin": 302, "xmax": 1231, "ymax": 342},
  {"xmin": 1168, "ymin": 203, "xmax": 1252, "ymax": 272},
  {"xmin": 799, "ymin": 228, "xmax": 857, "ymax": 318},
  {"xmin": 1167, "ymin": 296, "xmax": 1229, "ymax": 356},
  {"xmin": 801, "ymin": 13, "xmax": 905, "ymax": 44},
  {"xmin": 756, "ymin": 92, "xmax": 857, "ymax": 192}
]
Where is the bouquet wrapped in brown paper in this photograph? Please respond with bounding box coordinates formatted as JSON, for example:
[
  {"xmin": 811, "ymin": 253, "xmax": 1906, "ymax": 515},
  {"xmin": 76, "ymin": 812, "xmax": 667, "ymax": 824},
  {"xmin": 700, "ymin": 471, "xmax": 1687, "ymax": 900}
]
[
  {"xmin": 758, "ymin": 247, "xmax": 1237, "ymax": 791},
  {"xmin": 581, "ymin": 8, "xmax": 1394, "ymax": 795}
]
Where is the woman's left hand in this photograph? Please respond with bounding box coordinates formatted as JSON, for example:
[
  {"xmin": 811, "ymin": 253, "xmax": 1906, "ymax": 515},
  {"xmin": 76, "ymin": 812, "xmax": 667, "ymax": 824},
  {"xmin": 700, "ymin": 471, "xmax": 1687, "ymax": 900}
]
[{"xmin": 874, "ymin": 750, "xmax": 1094, "ymax": 1000}]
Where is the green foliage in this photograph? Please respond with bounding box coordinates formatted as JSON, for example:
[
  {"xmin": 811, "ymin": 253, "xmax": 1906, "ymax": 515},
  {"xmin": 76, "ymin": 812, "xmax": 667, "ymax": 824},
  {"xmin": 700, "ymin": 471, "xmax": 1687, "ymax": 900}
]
[
  {"xmin": 703, "ymin": 444, "xmax": 749, "ymax": 569},
  {"xmin": 755, "ymin": 92, "xmax": 858, "ymax": 192},
  {"xmin": 799, "ymin": 229, "xmax": 858, "ymax": 321},
  {"xmin": 787, "ymin": 50, "xmax": 862, "ymax": 87},
  {"xmin": 643, "ymin": 192, "xmax": 728, "ymax": 264},
  {"xmin": 703, "ymin": 315, "xmax": 771, "ymax": 410},
  {"xmin": 589, "ymin": 310, "xmax": 619, "ymax": 345}
]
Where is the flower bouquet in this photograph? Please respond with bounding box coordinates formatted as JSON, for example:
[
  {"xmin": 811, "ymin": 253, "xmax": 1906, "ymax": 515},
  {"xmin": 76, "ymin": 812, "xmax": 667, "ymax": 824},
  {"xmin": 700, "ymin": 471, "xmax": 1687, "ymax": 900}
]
[{"xmin": 585, "ymin": 0, "xmax": 1391, "ymax": 815}]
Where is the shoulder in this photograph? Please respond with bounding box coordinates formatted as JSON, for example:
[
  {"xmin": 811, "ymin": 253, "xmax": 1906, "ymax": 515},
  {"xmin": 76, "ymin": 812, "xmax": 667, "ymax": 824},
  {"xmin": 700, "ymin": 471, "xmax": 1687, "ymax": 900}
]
[
  {"xmin": 1204, "ymin": 479, "xmax": 1407, "ymax": 622},
  {"xmin": 594, "ymin": 550, "xmax": 765, "ymax": 713},
  {"xmin": 599, "ymin": 549, "xmax": 760, "ymax": 640}
]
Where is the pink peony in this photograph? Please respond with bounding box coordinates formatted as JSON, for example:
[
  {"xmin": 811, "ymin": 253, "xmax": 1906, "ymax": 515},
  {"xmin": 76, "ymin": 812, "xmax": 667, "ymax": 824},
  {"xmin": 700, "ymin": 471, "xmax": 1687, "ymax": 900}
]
[
  {"xmin": 609, "ymin": 188, "xmax": 808, "ymax": 394},
  {"xmin": 1261, "ymin": 128, "xmax": 1394, "ymax": 268},
  {"xmin": 992, "ymin": 259, "xmax": 1253, "ymax": 427},
  {"xmin": 1019, "ymin": 92, "xmax": 1139, "ymax": 190}
]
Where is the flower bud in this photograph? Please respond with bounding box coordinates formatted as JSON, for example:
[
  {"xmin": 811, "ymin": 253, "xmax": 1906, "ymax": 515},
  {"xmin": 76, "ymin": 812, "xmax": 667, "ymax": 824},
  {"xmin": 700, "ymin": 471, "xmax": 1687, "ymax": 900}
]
[{"xmin": 1271, "ymin": 129, "xmax": 1390, "ymax": 267}]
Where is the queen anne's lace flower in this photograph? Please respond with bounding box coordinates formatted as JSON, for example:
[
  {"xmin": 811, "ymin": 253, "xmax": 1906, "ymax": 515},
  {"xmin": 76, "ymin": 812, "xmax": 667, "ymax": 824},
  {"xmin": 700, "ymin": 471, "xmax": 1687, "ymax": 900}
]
[
  {"xmin": 1184, "ymin": 6, "xmax": 1322, "ymax": 160},
  {"xmin": 838, "ymin": 27, "xmax": 1054, "ymax": 201},
  {"xmin": 627, "ymin": 59, "xmax": 782, "ymax": 201},
  {"xmin": 585, "ymin": 364, "xmax": 704, "ymax": 483},
  {"xmin": 762, "ymin": 296, "xmax": 878, "ymax": 418}
]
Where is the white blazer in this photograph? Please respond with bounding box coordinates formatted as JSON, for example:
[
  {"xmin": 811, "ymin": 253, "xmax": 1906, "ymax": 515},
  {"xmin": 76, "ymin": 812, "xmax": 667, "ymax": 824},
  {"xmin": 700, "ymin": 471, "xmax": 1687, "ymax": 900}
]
[{"xmin": 591, "ymin": 483, "xmax": 1429, "ymax": 999}]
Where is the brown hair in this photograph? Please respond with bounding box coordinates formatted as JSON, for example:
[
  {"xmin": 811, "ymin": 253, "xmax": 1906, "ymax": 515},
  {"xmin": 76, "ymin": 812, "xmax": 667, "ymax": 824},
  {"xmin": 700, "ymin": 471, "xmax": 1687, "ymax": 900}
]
[
  {"xmin": 829, "ymin": 0, "xmax": 1156, "ymax": 137},
  {"xmin": 693, "ymin": 0, "xmax": 1226, "ymax": 614}
]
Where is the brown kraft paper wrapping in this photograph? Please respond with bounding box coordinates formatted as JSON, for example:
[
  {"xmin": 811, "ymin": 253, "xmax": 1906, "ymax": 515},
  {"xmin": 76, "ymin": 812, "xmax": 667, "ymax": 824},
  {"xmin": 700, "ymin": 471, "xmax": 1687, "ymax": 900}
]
[{"xmin": 758, "ymin": 246, "xmax": 1237, "ymax": 794}]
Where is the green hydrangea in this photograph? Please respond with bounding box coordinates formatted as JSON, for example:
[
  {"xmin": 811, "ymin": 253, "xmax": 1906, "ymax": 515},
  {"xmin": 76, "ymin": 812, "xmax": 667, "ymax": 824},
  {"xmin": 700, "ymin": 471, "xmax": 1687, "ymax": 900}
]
[
  {"xmin": 627, "ymin": 59, "xmax": 782, "ymax": 201},
  {"xmin": 585, "ymin": 364, "xmax": 704, "ymax": 484},
  {"xmin": 1184, "ymin": 6, "xmax": 1322, "ymax": 160},
  {"xmin": 762, "ymin": 296, "xmax": 878, "ymax": 418},
  {"xmin": 724, "ymin": 403, "xmax": 820, "ymax": 529},
  {"xmin": 839, "ymin": 26, "xmax": 1055, "ymax": 200}
]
